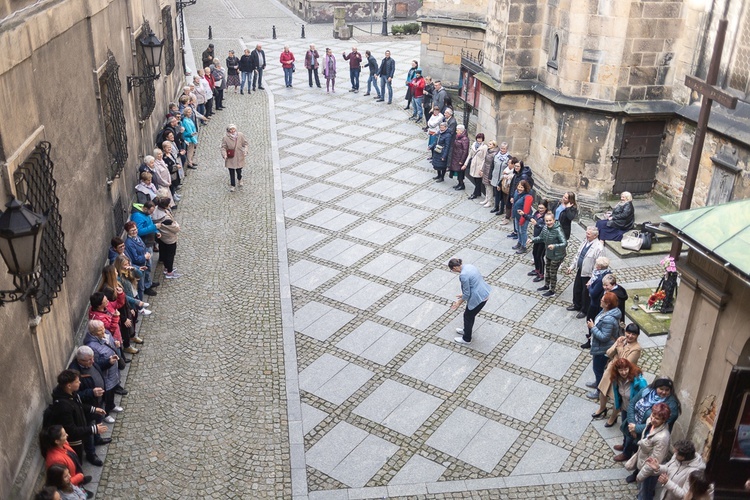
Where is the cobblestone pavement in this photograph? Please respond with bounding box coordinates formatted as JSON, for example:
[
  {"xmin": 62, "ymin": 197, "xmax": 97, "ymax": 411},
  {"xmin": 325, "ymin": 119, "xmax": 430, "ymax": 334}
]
[{"xmin": 95, "ymin": 0, "xmax": 670, "ymax": 497}]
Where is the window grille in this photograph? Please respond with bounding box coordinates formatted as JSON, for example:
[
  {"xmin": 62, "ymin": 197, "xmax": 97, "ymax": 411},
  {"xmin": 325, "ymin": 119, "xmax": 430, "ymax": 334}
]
[
  {"xmin": 725, "ymin": 6, "xmax": 750, "ymax": 97},
  {"xmin": 136, "ymin": 20, "xmax": 156, "ymax": 121},
  {"xmin": 162, "ymin": 7, "xmax": 175, "ymax": 76},
  {"xmin": 99, "ymin": 50, "xmax": 128, "ymax": 180},
  {"xmin": 113, "ymin": 196, "xmax": 127, "ymax": 235},
  {"xmin": 13, "ymin": 142, "xmax": 68, "ymax": 316}
]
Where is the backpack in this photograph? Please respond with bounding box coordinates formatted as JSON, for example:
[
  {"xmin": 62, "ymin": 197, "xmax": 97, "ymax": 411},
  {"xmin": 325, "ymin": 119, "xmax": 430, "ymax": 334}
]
[
  {"xmin": 444, "ymin": 94, "xmax": 453, "ymax": 110},
  {"xmin": 42, "ymin": 400, "xmax": 59, "ymax": 429}
]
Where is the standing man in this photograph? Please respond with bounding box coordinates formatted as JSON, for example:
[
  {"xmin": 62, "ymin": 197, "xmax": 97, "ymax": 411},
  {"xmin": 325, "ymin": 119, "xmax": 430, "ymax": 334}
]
[
  {"xmin": 305, "ymin": 44, "xmax": 321, "ymax": 88},
  {"xmin": 408, "ymin": 69, "xmax": 425, "ymax": 122},
  {"xmin": 449, "ymin": 258, "xmax": 491, "ymax": 345},
  {"xmin": 211, "ymin": 63, "xmax": 226, "ymax": 110},
  {"xmin": 201, "ymin": 43, "xmax": 215, "ymax": 69},
  {"xmin": 432, "ymin": 80, "xmax": 448, "ymax": 113},
  {"xmin": 377, "ymin": 50, "xmax": 395, "ymax": 104},
  {"xmin": 343, "ymin": 46, "xmax": 362, "ymax": 92},
  {"xmin": 363, "ymin": 50, "xmax": 380, "ymax": 98},
  {"xmin": 239, "ymin": 49, "xmax": 253, "ymax": 94},
  {"xmin": 566, "ymin": 226, "xmax": 605, "ymax": 325},
  {"xmin": 250, "ymin": 43, "xmax": 266, "ymax": 91}
]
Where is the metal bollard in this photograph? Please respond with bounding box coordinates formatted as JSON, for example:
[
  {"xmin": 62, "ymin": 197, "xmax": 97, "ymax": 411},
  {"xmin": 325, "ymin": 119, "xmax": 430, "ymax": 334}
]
[
  {"xmin": 301, "ymin": 25, "xmax": 306, "ymax": 38},
  {"xmin": 208, "ymin": 25, "xmax": 212, "ymax": 39},
  {"xmin": 272, "ymin": 25, "xmax": 277, "ymax": 39}
]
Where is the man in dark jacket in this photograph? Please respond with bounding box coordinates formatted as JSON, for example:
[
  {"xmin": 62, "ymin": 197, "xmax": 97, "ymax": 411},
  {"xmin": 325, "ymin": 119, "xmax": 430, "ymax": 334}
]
[
  {"xmin": 342, "ymin": 46, "xmax": 362, "ymax": 92},
  {"xmin": 201, "ymin": 43, "xmax": 215, "ymax": 69},
  {"xmin": 249, "ymin": 44, "xmax": 266, "ymax": 91},
  {"xmin": 364, "ymin": 50, "xmax": 380, "ymax": 98},
  {"xmin": 377, "ymin": 50, "xmax": 395, "ymax": 103},
  {"xmin": 239, "ymin": 48, "xmax": 253, "ymax": 94},
  {"xmin": 432, "ymin": 80, "xmax": 448, "ymax": 113},
  {"xmin": 45, "ymin": 370, "xmax": 108, "ymax": 465},
  {"xmin": 69, "ymin": 346, "xmax": 113, "ymax": 455}
]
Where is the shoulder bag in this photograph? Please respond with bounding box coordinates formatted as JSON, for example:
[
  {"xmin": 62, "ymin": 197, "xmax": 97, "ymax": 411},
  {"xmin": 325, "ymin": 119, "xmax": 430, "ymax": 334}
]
[{"xmin": 621, "ymin": 230, "xmax": 643, "ymax": 252}]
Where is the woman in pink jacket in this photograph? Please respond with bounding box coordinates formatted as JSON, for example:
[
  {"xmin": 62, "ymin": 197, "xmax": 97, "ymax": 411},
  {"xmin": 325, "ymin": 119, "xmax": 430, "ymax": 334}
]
[{"xmin": 323, "ymin": 48, "xmax": 337, "ymax": 93}]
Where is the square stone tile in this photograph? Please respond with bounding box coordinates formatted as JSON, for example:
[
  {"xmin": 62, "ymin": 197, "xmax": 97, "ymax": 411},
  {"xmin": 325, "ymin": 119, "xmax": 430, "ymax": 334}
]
[
  {"xmin": 502, "ymin": 334, "xmax": 580, "ymax": 380},
  {"xmin": 378, "ymin": 294, "xmax": 447, "ymax": 331},
  {"xmin": 306, "ymin": 421, "xmax": 368, "ymax": 476},
  {"xmin": 370, "ymin": 131, "xmax": 404, "ymax": 144},
  {"xmin": 281, "ymin": 173, "xmax": 310, "ymax": 191},
  {"xmin": 284, "ymin": 198, "xmax": 318, "ymax": 219},
  {"xmin": 296, "ymin": 183, "xmax": 348, "ymax": 202},
  {"xmin": 286, "ymin": 142, "xmax": 330, "ymax": 157},
  {"xmin": 412, "ymin": 269, "xmax": 458, "ymax": 301},
  {"xmin": 423, "ymin": 216, "xmax": 480, "ymax": 240},
  {"xmin": 282, "ymin": 125, "xmax": 319, "ymax": 139},
  {"xmin": 393, "ymin": 233, "xmax": 454, "ymax": 260},
  {"xmin": 299, "ymin": 308, "xmax": 356, "ymax": 342},
  {"xmin": 299, "ymin": 354, "xmax": 374, "ymax": 405},
  {"xmin": 303, "ymin": 208, "xmax": 360, "ymax": 231},
  {"xmin": 511, "ymin": 440, "xmax": 570, "ymax": 475},
  {"xmin": 330, "ymin": 434, "xmax": 399, "ymax": 488},
  {"xmin": 378, "ymin": 204, "xmax": 433, "ymax": 227},
  {"xmin": 301, "ymin": 403, "xmax": 328, "ymax": 434},
  {"xmin": 426, "ymin": 407, "xmax": 519, "ymax": 473},
  {"xmin": 398, "ymin": 343, "xmax": 479, "ymax": 391},
  {"xmin": 353, "ymin": 380, "xmax": 443, "ymax": 435},
  {"xmin": 294, "ymin": 301, "xmax": 334, "ymax": 331},
  {"xmin": 404, "ymin": 190, "xmax": 455, "ymax": 209},
  {"xmin": 532, "ymin": 304, "xmax": 586, "ymax": 342},
  {"xmin": 312, "ymin": 238, "xmax": 375, "ymax": 266},
  {"xmin": 379, "ymin": 149, "xmax": 424, "ymax": 164},
  {"xmin": 319, "ymin": 150, "xmax": 361, "ymax": 166},
  {"xmin": 289, "ymin": 260, "xmax": 340, "ymax": 291},
  {"xmin": 343, "ymin": 140, "xmax": 387, "ymax": 155},
  {"xmin": 333, "ymin": 110, "xmax": 366, "ymax": 122},
  {"xmin": 338, "ymin": 124, "xmax": 373, "ymax": 137},
  {"xmin": 286, "ymin": 226, "xmax": 328, "ymax": 251},
  {"xmin": 544, "ymin": 394, "xmax": 599, "ymax": 443},
  {"xmin": 401, "ymin": 137, "xmax": 429, "ymax": 151},
  {"xmin": 471, "ymin": 228, "xmax": 518, "ymax": 253},
  {"xmin": 290, "ymin": 161, "xmax": 337, "ymax": 178},
  {"xmin": 347, "ymin": 221, "xmax": 404, "ymax": 245},
  {"xmin": 453, "ymin": 248, "xmax": 507, "ymax": 277},
  {"xmin": 359, "ymin": 253, "xmax": 422, "ymax": 283},
  {"xmin": 365, "ymin": 179, "xmax": 414, "ymax": 198},
  {"xmin": 353, "ymin": 158, "xmax": 402, "ymax": 174},
  {"xmin": 327, "ymin": 171, "xmax": 376, "ymax": 188},
  {"xmin": 449, "ymin": 201, "xmax": 497, "ymax": 222},
  {"xmin": 336, "ymin": 320, "xmax": 414, "ymax": 365},
  {"xmin": 306, "ymin": 117, "xmax": 343, "ymax": 130},
  {"xmin": 389, "ymin": 455, "xmax": 446, "ymax": 485},
  {"xmin": 311, "ymin": 132, "xmax": 349, "ymax": 146},
  {"xmin": 336, "ymin": 193, "xmax": 389, "ymax": 213},
  {"xmin": 323, "ymin": 276, "xmax": 391, "ymax": 309},
  {"xmin": 468, "ymin": 368, "xmax": 552, "ymax": 423},
  {"xmin": 436, "ymin": 317, "xmax": 511, "ymax": 355}
]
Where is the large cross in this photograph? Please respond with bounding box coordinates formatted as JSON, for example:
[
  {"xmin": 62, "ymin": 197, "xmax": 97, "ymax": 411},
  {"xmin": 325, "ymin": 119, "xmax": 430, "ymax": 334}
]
[{"xmin": 671, "ymin": 18, "xmax": 738, "ymax": 258}]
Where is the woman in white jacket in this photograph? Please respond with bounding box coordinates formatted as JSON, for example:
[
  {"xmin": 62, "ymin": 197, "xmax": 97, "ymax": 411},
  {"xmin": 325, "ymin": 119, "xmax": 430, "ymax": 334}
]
[
  {"xmin": 625, "ymin": 402, "xmax": 672, "ymax": 500},
  {"xmin": 645, "ymin": 440, "xmax": 705, "ymax": 500}
]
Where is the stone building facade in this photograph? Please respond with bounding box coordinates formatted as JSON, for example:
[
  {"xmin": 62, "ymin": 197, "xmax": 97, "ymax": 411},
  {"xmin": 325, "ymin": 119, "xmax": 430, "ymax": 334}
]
[
  {"xmin": 0, "ymin": 0, "xmax": 183, "ymax": 497},
  {"xmin": 282, "ymin": 0, "xmax": 420, "ymax": 24},
  {"xmin": 419, "ymin": 0, "xmax": 750, "ymax": 212}
]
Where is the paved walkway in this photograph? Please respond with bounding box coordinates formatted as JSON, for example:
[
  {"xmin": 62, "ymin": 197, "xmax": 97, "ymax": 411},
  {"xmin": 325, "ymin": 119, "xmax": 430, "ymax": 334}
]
[{"xmin": 95, "ymin": 1, "xmax": 670, "ymax": 498}]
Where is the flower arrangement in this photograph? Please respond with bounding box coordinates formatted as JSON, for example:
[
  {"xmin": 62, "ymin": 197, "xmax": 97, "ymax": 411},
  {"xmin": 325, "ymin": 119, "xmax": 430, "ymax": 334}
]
[
  {"xmin": 647, "ymin": 290, "xmax": 666, "ymax": 311},
  {"xmin": 660, "ymin": 256, "xmax": 677, "ymax": 273}
]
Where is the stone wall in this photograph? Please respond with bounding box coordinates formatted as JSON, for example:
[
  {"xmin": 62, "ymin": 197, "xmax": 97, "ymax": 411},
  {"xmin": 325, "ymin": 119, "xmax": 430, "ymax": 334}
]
[
  {"xmin": 0, "ymin": 0, "xmax": 183, "ymax": 496},
  {"xmin": 419, "ymin": 21, "xmax": 485, "ymax": 87},
  {"xmin": 292, "ymin": 0, "xmax": 421, "ymax": 23}
]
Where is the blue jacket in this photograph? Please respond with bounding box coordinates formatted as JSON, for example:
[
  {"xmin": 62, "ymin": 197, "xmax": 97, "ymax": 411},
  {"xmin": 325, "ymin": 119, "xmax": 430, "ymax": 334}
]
[
  {"xmin": 590, "ymin": 307, "xmax": 622, "ymax": 356},
  {"xmin": 83, "ymin": 331, "xmax": 120, "ymax": 391},
  {"xmin": 182, "ymin": 116, "xmax": 198, "ymax": 144},
  {"xmin": 130, "ymin": 204, "xmax": 159, "ymax": 238},
  {"xmin": 613, "ymin": 374, "xmax": 647, "ymax": 410},
  {"xmin": 626, "ymin": 387, "xmax": 681, "ymax": 435},
  {"xmin": 459, "ymin": 264, "xmax": 491, "ymax": 310},
  {"xmin": 124, "ymin": 235, "xmax": 148, "ymax": 266}
]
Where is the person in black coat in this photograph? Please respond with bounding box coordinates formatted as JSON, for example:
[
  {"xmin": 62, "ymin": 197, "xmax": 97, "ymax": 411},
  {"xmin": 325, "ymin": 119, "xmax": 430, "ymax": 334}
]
[
  {"xmin": 603, "ymin": 274, "xmax": 628, "ymax": 321},
  {"xmin": 596, "ymin": 191, "xmax": 635, "ymax": 241},
  {"xmin": 430, "ymin": 122, "xmax": 452, "ymax": 181},
  {"xmin": 45, "ymin": 370, "xmax": 107, "ymax": 465},
  {"xmin": 249, "ymin": 44, "xmax": 267, "ymax": 91},
  {"xmin": 69, "ymin": 346, "xmax": 113, "ymax": 454},
  {"xmin": 239, "ymin": 48, "xmax": 253, "ymax": 94},
  {"xmin": 554, "ymin": 192, "xmax": 579, "ymax": 240}
]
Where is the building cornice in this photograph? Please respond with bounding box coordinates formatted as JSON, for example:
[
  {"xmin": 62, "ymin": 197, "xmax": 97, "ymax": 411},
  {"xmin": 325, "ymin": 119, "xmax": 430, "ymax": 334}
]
[{"xmin": 417, "ymin": 16, "xmax": 486, "ymax": 31}]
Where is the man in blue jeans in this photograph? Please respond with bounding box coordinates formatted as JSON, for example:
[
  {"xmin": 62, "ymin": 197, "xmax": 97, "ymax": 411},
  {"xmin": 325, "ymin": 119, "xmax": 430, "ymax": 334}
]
[
  {"xmin": 363, "ymin": 50, "xmax": 380, "ymax": 98},
  {"xmin": 342, "ymin": 47, "xmax": 362, "ymax": 92},
  {"xmin": 239, "ymin": 48, "xmax": 253, "ymax": 94},
  {"xmin": 448, "ymin": 258, "xmax": 491, "ymax": 344},
  {"xmin": 377, "ymin": 50, "xmax": 395, "ymax": 103}
]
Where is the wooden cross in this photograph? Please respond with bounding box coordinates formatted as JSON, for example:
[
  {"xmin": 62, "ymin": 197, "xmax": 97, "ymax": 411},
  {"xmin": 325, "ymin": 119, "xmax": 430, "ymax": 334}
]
[{"xmin": 671, "ymin": 18, "xmax": 737, "ymax": 258}]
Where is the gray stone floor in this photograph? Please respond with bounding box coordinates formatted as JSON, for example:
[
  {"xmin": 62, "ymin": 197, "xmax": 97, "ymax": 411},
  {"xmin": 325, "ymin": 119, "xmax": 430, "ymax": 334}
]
[{"xmin": 92, "ymin": 0, "xmax": 670, "ymax": 497}]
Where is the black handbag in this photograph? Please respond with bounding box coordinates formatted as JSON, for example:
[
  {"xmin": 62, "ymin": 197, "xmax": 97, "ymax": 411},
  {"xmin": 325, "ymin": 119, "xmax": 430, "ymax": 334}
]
[{"xmin": 640, "ymin": 231, "xmax": 653, "ymax": 250}]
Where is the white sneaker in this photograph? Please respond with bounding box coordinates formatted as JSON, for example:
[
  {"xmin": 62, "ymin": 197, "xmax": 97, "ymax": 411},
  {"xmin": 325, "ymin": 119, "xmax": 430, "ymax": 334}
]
[
  {"xmin": 165, "ymin": 272, "xmax": 182, "ymax": 279},
  {"xmin": 139, "ymin": 308, "xmax": 152, "ymax": 316},
  {"xmin": 112, "ymin": 406, "xmax": 124, "ymax": 413},
  {"xmin": 104, "ymin": 416, "xmax": 115, "ymax": 423},
  {"xmin": 173, "ymin": 194, "xmax": 182, "ymax": 201},
  {"xmin": 455, "ymin": 328, "xmax": 464, "ymax": 334},
  {"xmin": 141, "ymin": 302, "xmax": 150, "ymax": 308},
  {"xmin": 454, "ymin": 337, "xmax": 471, "ymax": 345},
  {"xmin": 238, "ymin": 179, "xmax": 243, "ymax": 187},
  {"xmin": 230, "ymin": 186, "xmax": 236, "ymax": 192}
]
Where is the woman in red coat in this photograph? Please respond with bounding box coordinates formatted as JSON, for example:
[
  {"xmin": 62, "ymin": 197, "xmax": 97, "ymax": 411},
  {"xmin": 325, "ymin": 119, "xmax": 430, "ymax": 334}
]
[
  {"xmin": 449, "ymin": 124, "xmax": 470, "ymax": 190},
  {"xmin": 280, "ymin": 46, "xmax": 295, "ymax": 88},
  {"xmin": 40, "ymin": 425, "xmax": 89, "ymax": 487}
]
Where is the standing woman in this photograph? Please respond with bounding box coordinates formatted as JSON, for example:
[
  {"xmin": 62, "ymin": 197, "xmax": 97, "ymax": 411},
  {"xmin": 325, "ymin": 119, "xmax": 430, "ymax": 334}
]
[
  {"xmin": 625, "ymin": 403, "xmax": 672, "ymax": 499},
  {"xmin": 528, "ymin": 200, "xmax": 549, "ymax": 282},
  {"xmin": 510, "ymin": 180, "xmax": 533, "ymax": 253},
  {"xmin": 594, "ymin": 323, "xmax": 643, "ymax": 425},
  {"xmin": 586, "ymin": 291, "xmax": 622, "ymax": 399},
  {"xmin": 426, "ymin": 107, "xmax": 444, "ymax": 155},
  {"xmin": 448, "ymin": 258, "xmax": 491, "ymax": 345},
  {"xmin": 529, "ymin": 212, "xmax": 567, "ymax": 292},
  {"xmin": 555, "ymin": 192, "xmax": 579, "ymax": 240},
  {"xmin": 499, "ymin": 157, "xmax": 516, "ymax": 224},
  {"xmin": 490, "ymin": 143, "xmax": 511, "ymax": 211},
  {"xmin": 323, "ymin": 48, "xmax": 337, "ymax": 93},
  {"xmin": 422, "ymin": 76, "xmax": 434, "ymax": 129},
  {"xmin": 220, "ymin": 124, "xmax": 250, "ymax": 192},
  {"xmin": 181, "ymin": 108, "xmax": 198, "ymax": 169},
  {"xmin": 280, "ymin": 45, "xmax": 296, "ymax": 88},
  {"xmin": 480, "ymin": 140, "xmax": 499, "ymax": 203},
  {"xmin": 605, "ymin": 358, "xmax": 647, "ymax": 429},
  {"xmin": 463, "ymin": 133, "xmax": 487, "ymax": 195},
  {"xmin": 449, "ymin": 125, "xmax": 470, "ymax": 190},
  {"xmin": 404, "ymin": 60, "xmax": 418, "ymax": 110},
  {"xmin": 152, "ymin": 197, "xmax": 182, "ymax": 279},
  {"xmin": 305, "ymin": 44, "xmax": 321, "ymax": 88},
  {"xmin": 430, "ymin": 122, "xmax": 451, "ymax": 182},
  {"xmin": 225, "ymin": 50, "xmax": 241, "ymax": 93}
]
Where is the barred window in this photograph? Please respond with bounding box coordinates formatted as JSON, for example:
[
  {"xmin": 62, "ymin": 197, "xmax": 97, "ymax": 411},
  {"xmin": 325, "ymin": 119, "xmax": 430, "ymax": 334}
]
[
  {"xmin": 136, "ymin": 20, "xmax": 157, "ymax": 121},
  {"xmin": 725, "ymin": 6, "xmax": 750, "ymax": 96},
  {"xmin": 13, "ymin": 142, "xmax": 68, "ymax": 316},
  {"xmin": 162, "ymin": 6, "xmax": 175, "ymax": 76},
  {"xmin": 99, "ymin": 50, "xmax": 128, "ymax": 180},
  {"xmin": 113, "ymin": 196, "xmax": 127, "ymax": 236}
]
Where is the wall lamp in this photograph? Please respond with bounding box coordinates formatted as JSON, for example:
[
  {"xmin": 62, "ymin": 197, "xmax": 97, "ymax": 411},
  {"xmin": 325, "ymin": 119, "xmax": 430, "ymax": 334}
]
[
  {"xmin": 0, "ymin": 198, "xmax": 47, "ymax": 306},
  {"xmin": 127, "ymin": 30, "xmax": 165, "ymax": 91}
]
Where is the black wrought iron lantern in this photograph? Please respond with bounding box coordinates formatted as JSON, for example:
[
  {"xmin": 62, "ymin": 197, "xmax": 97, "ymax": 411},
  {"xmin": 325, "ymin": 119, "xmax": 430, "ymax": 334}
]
[
  {"xmin": 127, "ymin": 30, "xmax": 164, "ymax": 91},
  {"xmin": 0, "ymin": 198, "xmax": 47, "ymax": 304}
]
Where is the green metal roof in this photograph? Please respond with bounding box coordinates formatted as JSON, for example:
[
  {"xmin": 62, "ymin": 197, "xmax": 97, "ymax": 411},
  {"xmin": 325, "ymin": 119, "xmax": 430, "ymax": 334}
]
[{"xmin": 661, "ymin": 199, "xmax": 750, "ymax": 275}]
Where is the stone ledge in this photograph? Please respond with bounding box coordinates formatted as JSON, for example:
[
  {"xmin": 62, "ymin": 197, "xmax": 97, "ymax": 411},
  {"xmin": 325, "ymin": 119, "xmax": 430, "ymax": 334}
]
[{"xmin": 418, "ymin": 16, "xmax": 487, "ymax": 31}]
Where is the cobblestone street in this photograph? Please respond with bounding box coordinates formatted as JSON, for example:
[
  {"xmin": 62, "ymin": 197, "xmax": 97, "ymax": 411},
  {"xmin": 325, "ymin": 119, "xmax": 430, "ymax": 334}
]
[{"xmin": 96, "ymin": 0, "xmax": 670, "ymax": 497}]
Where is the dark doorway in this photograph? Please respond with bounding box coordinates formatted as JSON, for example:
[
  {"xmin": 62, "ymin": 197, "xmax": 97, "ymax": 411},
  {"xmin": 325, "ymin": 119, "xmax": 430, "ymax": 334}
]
[{"xmin": 613, "ymin": 121, "xmax": 665, "ymax": 195}]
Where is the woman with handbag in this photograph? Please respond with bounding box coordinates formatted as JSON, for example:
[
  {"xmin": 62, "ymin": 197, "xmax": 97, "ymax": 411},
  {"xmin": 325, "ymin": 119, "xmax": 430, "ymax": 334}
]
[
  {"xmin": 426, "ymin": 107, "xmax": 443, "ymax": 157},
  {"xmin": 430, "ymin": 122, "xmax": 451, "ymax": 181},
  {"xmin": 220, "ymin": 124, "xmax": 250, "ymax": 192},
  {"xmin": 585, "ymin": 291, "xmax": 622, "ymax": 400},
  {"xmin": 528, "ymin": 200, "xmax": 550, "ymax": 282}
]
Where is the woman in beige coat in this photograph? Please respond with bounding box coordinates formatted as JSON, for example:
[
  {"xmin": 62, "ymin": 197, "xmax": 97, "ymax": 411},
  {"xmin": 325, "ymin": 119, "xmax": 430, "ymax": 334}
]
[
  {"xmin": 220, "ymin": 124, "xmax": 250, "ymax": 192},
  {"xmin": 593, "ymin": 322, "xmax": 642, "ymax": 426},
  {"xmin": 625, "ymin": 402, "xmax": 672, "ymax": 498}
]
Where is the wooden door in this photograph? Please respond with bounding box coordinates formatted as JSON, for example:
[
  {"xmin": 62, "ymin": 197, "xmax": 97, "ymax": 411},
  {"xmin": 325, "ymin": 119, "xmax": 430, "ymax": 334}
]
[{"xmin": 613, "ymin": 121, "xmax": 665, "ymax": 195}]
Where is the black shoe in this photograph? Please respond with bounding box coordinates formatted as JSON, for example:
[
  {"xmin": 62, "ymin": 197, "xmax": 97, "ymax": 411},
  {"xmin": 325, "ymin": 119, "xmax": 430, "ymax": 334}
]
[
  {"xmin": 542, "ymin": 290, "xmax": 555, "ymax": 297},
  {"xmin": 625, "ymin": 472, "xmax": 637, "ymax": 484},
  {"xmin": 452, "ymin": 185, "xmax": 461, "ymax": 190},
  {"xmin": 114, "ymin": 386, "xmax": 129, "ymax": 395},
  {"xmin": 240, "ymin": 91, "xmax": 244, "ymax": 94},
  {"xmin": 404, "ymin": 106, "xmax": 411, "ymax": 109},
  {"xmin": 576, "ymin": 312, "xmax": 587, "ymax": 319},
  {"xmin": 566, "ymin": 306, "xmax": 578, "ymax": 311},
  {"xmin": 435, "ymin": 178, "xmax": 444, "ymax": 183},
  {"xmin": 433, "ymin": 175, "xmax": 441, "ymax": 180},
  {"xmin": 468, "ymin": 194, "xmax": 478, "ymax": 200},
  {"xmin": 537, "ymin": 285, "xmax": 549, "ymax": 291},
  {"xmin": 186, "ymin": 165, "xmax": 198, "ymax": 170},
  {"xmin": 144, "ymin": 288, "xmax": 157, "ymax": 296},
  {"xmin": 95, "ymin": 437, "xmax": 112, "ymax": 445},
  {"xmin": 422, "ymin": 127, "xmax": 429, "ymax": 132},
  {"xmin": 455, "ymin": 185, "xmax": 465, "ymax": 190},
  {"xmin": 82, "ymin": 475, "xmax": 92, "ymax": 485},
  {"xmin": 123, "ymin": 357, "xmax": 131, "ymax": 363},
  {"xmin": 527, "ymin": 270, "xmax": 537, "ymax": 276},
  {"xmin": 149, "ymin": 282, "xmax": 160, "ymax": 288},
  {"xmin": 512, "ymin": 244, "xmax": 520, "ymax": 250},
  {"xmin": 490, "ymin": 208, "xmax": 499, "ymax": 213},
  {"xmin": 507, "ymin": 233, "xmax": 518, "ymax": 238},
  {"xmin": 533, "ymin": 275, "xmax": 544, "ymax": 282},
  {"xmin": 258, "ymin": 86, "xmax": 265, "ymax": 90},
  {"xmin": 84, "ymin": 488, "xmax": 95, "ymax": 499},
  {"xmin": 87, "ymin": 455, "xmax": 103, "ymax": 467},
  {"xmin": 580, "ymin": 340, "xmax": 591, "ymax": 349},
  {"xmin": 376, "ymin": 99, "xmax": 385, "ymax": 102},
  {"xmin": 363, "ymin": 93, "xmax": 371, "ymax": 96}
]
